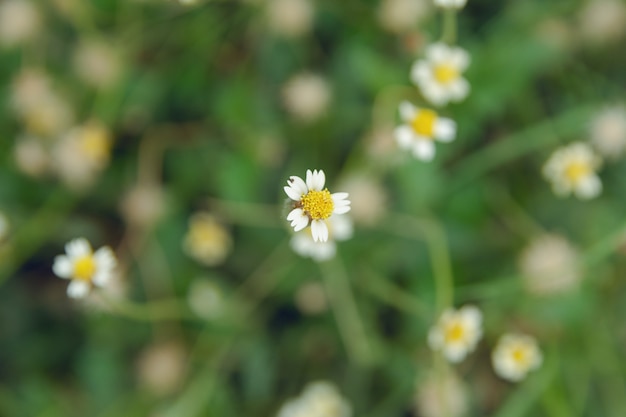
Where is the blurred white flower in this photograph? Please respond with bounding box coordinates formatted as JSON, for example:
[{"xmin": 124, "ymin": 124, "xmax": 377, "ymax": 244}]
[
  {"xmin": 337, "ymin": 174, "xmax": 387, "ymax": 226},
  {"xmin": 277, "ymin": 381, "xmax": 351, "ymax": 417},
  {"xmin": 52, "ymin": 121, "xmax": 113, "ymax": 190},
  {"xmin": 394, "ymin": 101, "xmax": 456, "ymax": 161},
  {"xmin": 120, "ymin": 184, "xmax": 166, "ymax": 228},
  {"xmin": 428, "ymin": 305, "xmax": 483, "ymax": 363},
  {"xmin": 543, "ymin": 142, "xmax": 602, "ymax": 200},
  {"xmin": 377, "ymin": 0, "xmax": 431, "ymax": 34},
  {"xmin": 519, "ymin": 234, "xmax": 581, "ymax": 296},
  {"xmin": 411, "ymin": 42, "xmax": 470, "ymax": 106},
  {"xmin": 295, "ymin": 281, "xmax": 328, "ymax": 315},
  {"xmin": 13, "ymin": 135, "xmax": 50, "ymax": 178},
  {"xmin": 0, "ymin": 0, "xmax": 41, "ymax": 48},
  {"xmin": 183, "ymin": 213, "xmax": 232, "ymax": 266},
  {"xmin": 24, "ymin": 94, "xmax": 75, "ymax": 138},
  {"xmin": 578, "ymin": 0, "xmax": 626, "ymax": 45},
  {"xmin": 266, "ymin": 0, "xmax": 314, "ymax": 38},
  {"xmin": 290, "ymin": 214, "xmax": 353, "ymax": 261},
  {"xmin": 73, "ymin": 39, "xmax": 123, "ymax": 89},
  {"xmin": 434, "ymin": 0, "xmax": 467, "ymax": 8},
  {"xmin": 137, "ymin": 341, "xmax": 187, "ymax": 396},
  {"xmin": 187, "ymin": 279, "xmax": 225, "ymax": 320},
  {"xmin": 10, "ymin": 69, "xmax": 52, "ymax": 114},
  {"xmin": 492, "ymin": 333, "xmax": 542, "ymax": 382},
  {"xmin": 284, "ymin": 169, "xmax": 351, "ymax": 243},
  {"xmin": 282, "ymin": 73, "xmax": 332, "ymax": 122},
  {"xmin": 590, "ymin": 105, "xmax": 626, "ymax": 159},
  {"xmin": 0, "ymin": 212, "xmax": 9, "ymax": 243},
  {"xmin": 52, "ymin": 238, "xmax": 117, "ymax": 299},
  {"xmin": 415, "ymin": 370, "xmax": 468, "ymax": 417}
]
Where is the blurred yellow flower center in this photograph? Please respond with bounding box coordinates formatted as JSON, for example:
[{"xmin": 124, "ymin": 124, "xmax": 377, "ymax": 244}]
[
  {"xmin": 444, "ymin": 322, "xmax": 465, "ymax": 343},
  {"xmin": 511, "ymin": 346, "xmax": 529, "ymax": 365},
  {"xmin": 411, "ymin": 110, "xmax": 437, "ymax": 137},
  {"xmin": 301, "ymin": 189, "xmax": 334, "ymax": 220},
  {"xmin": 73, "ymin": 255, "xmax": 96, "ymax": 281},
  {"xmin": 434, "ymin": 64, "xmax": 459, "ymax": 84},
  {"xmin": 81, "ymin": 126, "xmax": 111, "ymax": 161},
  {"xmin": 564, "ymin": 161, "xmax": 590, "ymax": 183}
]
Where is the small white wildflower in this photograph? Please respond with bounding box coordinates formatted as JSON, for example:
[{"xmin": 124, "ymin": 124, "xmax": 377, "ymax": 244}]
[
  {"xmin": 590, "ymin": 105, "xmax": 626, "ymax": 159},
  {"xmin": 266, "ymin": 0, "xmax": 314, "ymax": 38},
  {"xmin": 428, "ymin": 305, "xmax": 483, "ymax": 363},
  {"xmin": 282, "ymin": 73, "xmax": 332, "ymax": 122},
  {"xmin": 284, "ymin": 169, "xmax": 351, "ymax": 243},
  {"xmin": 10, "ymin": 69, "xmax": 52, "ymax": 115},
  {"xmin": 183, "ymin": 213, "xmax": 232, "ymax": 266},
  {"xmin": 415, "ymin": 370, "xmax": 468, "ymax": 417},
  {"xmin": 290, "ymin": 214, "xmax": 353, "ymax": 261},
  {"xmin": 434, "ymin": 0, "xmax": 467, "ymax": 9},
  {"xmin": 519, "ymin": 234, "xmax": 581, "ymax": 296},
  {"xmin": 411, "ymin": 42, "xmax": 470, "ymax": 106},
  {"xmin": 543, "ymin": 142, "xmax": 602, "ymax": 200},
  {"xmin": 136, "ymin": 341, "xmax": 187, "ymax": 396},
  {"xmin": 73, "ymin": 39, "xmax": 123, "ymax": 89},
  {"xmin": 0, "ymin": 0, "xmax": 41, "ymax": 48},
  {"xmin": 13, "ymin": 135, "xmax": 50, "ymax": 178},
  {"xmin": 277, "ymin": 381, "xmax": 351, "ymax": 417},
  {"xmin": 52, "ymin": 238, "xmax": 117, "ymax": 299},
  {"xmin": 394, "ymin": 101, "xmax": 456, "ymax": 161},
  {"xmin": 578, "ymin": 0, "xmax": 626, "ymax": 45},
  {"xmin": 492, "ymin": 333, "xmax": 542, "ymax": 382},
  {"xmin": 377, "ymin": 0, "xmax": 431, "ymax": 34}
]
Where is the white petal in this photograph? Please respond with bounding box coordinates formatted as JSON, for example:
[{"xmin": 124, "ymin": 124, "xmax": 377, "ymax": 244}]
[
  {"xmin": 427, "ymin": 43, "xmax": 449, "ymax": 62},
  {"xmin": 394, "ymin": 125, "xmax": 415, "ymax": 149},
  {"xmin": 310, "ymin": 241, "xmax": 336, "ymax": 261},
  {"xmin": 311, "ymin": 219, "xmax": 329, "ymax": 242},
  {"xmin": 288, "ymin": 209, "xmax": 309, "ymax": 232},
  {"xmin": 67, "ymin": 280, "xmax": 90, "ymax": 298},
  {"xmin": 399, "ymin": 101, "xmax": 417, "ymax": 122},
  {"xmin": 330, "ymin": 214, "xmax": 353, "ymax": 241},
  {"xmin": 576, "ymin": 175, "xmax": 602, "ymax": 199},
  {"xmin": 410, "ymin": 62, "xmax": 430, "ymax": 88},
  {"xmin": 434, "ymin": 118, "xmax": 457, "ymax": 142},
  {"xmin": 309, "ymin": 169, "xmax": 325, "ymax": 191},
  {"xmin": 448, "ymin": 78, "xmax": 470, "ymax": 101},
  {"xmin": 413, "ymin": 140, "xmax": 436, "ymax": 161},
  {"xmin": 287, "ymin": 208, "xmax": 304, "ymax": 221},
  {"xmin": 334, "ymin": 205, "xmax": 351, "ymax": 215},
  {"xmin": 52, "ymin": 255, "xmax": 73, "ymax": 279},
  {"xmin": 65, "ymin": 238, "xmax": 92, "ymax": 259},
  {"xmin": 451, "ymin": 48, "xmax": 470, "ymax": 71},
  {"xmin": 94, "ymin": 246, "xmax": 117, "ymax": 269},
  {"xmin": 421, "ymin": 84, "xmax": 448, "ymax": 107},
  {"xmin": 285, "ymin": 176, "xmax": 307, "ymax": 200},
  {"xmin": 92, "ymin": 270, "xmax": 112, "ymax": 287}
]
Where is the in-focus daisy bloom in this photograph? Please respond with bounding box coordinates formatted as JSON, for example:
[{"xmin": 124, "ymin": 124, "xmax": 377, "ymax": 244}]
[
  {"xmin": 519, "ymin": 234, "xmax": 581, "ymax": 296},
  {"xmin": 290, "ymin": 213, "xmax": 353, "ymax": 261},
  {"xmin": 0, "ymin": 0, "xmax": 41, "ymax": 48},
  {"xmin": 411, "ymin": 43, "xmax": 470, "ymax": 106},
  {"xmin": 415, "ymin": 370, "xmax": 468, "ymax": 417},
  {"xmin": 183, "ymin": 213, "xmax": 232, "ymax": 266},
  {"xmin": 590, "ymin": 105, "xmax": 626, "ymax": 159},
  {"xmin": 434, "ymin": 0, "xmax": 467, "ymax": 9},
  {"xmin": 428, "ymin": 305, "xmax": 483, "ymax": 363},
  {"xmin": 394, "ymin": 101, "xmax": 456, "ymax": 161},
  {"xmin": 277, "ymin": 381, "xmax": 352, "ymax": 417},
  {"xmin": 282, "ymin": 73, "xmax": 332, "ymax": 122},
  {"xmin": 52, "ymin": 238, "xmax": 117, "ymax": 299},
  {"xmin": 542, "ymin": 142, "xmax": 602, "ymax": 199},
  {"xmin": 492, "ymin": 333, "xmax": 542, "ymax": 382},
  {"xmin": 284, "ymin": 169, "xmax": 351, "ymax": 242}
]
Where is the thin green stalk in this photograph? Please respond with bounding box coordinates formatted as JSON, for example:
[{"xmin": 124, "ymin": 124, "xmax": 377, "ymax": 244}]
[{"xmin": 441, "ymin": 9, "xmax": 457, "ymax": 45}]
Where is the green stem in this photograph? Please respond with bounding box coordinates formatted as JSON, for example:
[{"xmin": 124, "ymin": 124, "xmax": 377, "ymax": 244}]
[{"xmin": 441, "ymin": 9, "xmax": 457, "ymax": 45}]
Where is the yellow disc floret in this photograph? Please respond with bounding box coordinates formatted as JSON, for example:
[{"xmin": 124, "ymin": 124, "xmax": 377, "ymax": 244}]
[
  {"xmin": 434, "ymin": 64, "xmax": 459, "ymax": 84},
  {"xmin": 73, "ymin": 255, "xmax": 96, "ymax": 281},
  {"xmin": 444, "ymin": 321, "xmax": 465, "ymax": 343},
  {"xmin": 411, "ymin": 109, "xmax": 438, "ymax": 138},
  {"xmin": 564, "ymin": 161, "xmax": 590, "ymax": 183},
  {"xmin": 301, "ymin": 189, "xmax": 334, "ymax": 220},
  {"xmin": 511, "ymin": 346, "xmax": 529, "ymax": 366}
]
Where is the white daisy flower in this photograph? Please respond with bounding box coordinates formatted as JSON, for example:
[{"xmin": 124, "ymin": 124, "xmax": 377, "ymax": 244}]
[
  {"xmin": 542, "ymin": 142, "xmax": 602, "ymax": 200},
  {"xmin": 284, "ymin": 169, "xmax": 351, "ymax": 242},
  {"xmin": 410, "ymin": 42, "xmax": 470, "ymax": 106},
  {"xmin": 428, "ymin": 305, "xmax": 483, "ymax": 363},
  {"xmin": 277, "ymin": 381, "xmax": 352, "ymax": 417},
  {"xmin": 183, "ymin": 213, "xmax": 232, "ymax": 266},
  {"xmin": 0, "ymin": 0, "xmax": 41, "ymax": 48},
  {"xmin": 434, "ymin": 0, "xmax": 467, "ymax": 9},
  {"xmin": 394, "ymin": 101, "xmax": 456, "ymax": 161},
  {"xmin": 290, "ymin": 214, "xmax": 353, "ymax": 261},
  {"xmin": 492, "ymin": 333, "xmax": 542, "ymax": 382},
  {"xmin": 266, "ymin": 0, "xmax": 314, "ymax": 39},
  {"xmin": 52, "ymin": 238, "xmax": 117, "ymax": 299},
  {"xmin": 590, "ymin": 105, "xmax": 626, "ymax": 159}
]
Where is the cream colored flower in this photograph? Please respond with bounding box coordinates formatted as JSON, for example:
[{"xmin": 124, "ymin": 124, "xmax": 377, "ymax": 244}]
[
  {"xmin": 411, "ymin": 43, "xmax": 470, "ymax": 106},
  {"xmin": 542, "ymin": 142, "xmax": 602, "ymax": 199},
  {"xmin": 136, "ymin": 341, "xmax": 187, "ymax": 396},
  {"xmin": 290, "ymin": 214, "xmax": 353, "ymax": 261},
  {"xmin": 428, "ymin": 305, "xmax": 482, "ymax": 363},
  {"xmin": 492, "ymin": 333, "xmax": 542, "ymax": 382},
  {"xmin": 120, "ymin": 184, "xmax": 166, "ymax": 228},
  {"xmin": 394, "ymin": 101, "xmax": 456, "ymax": 161},
  {"xmin": 73, "ymin": 39, "xmax": 123, "ymax": 89},
  {"xmin": 183, "ymin": 213, "xmax": 232, "ymax": 266},
  {"xmin": 377, "ymin": 0, "xmax": 431, "ymax": 34},
  {"xmin": 13, "ymin": 135, "xmax": 50, "ymax": 178},
  {"xmin": 0, "ymin": 0, "xmax": 41, "ymax": 48},
  {"xmin": 519, "ymin": 234, "xmax": 581, "ymax": 296},
  {"xmin": 590, "ymin": 105, "xmax": 626, "ymax": 159},
  {"xmin": 415, "ymin": 370, "xmax": 468, "ymax": 417},
  {"xmin": 578, "ymin": 0, "xmax": 626, "ymax": 45},
  {"xmin": 52, "ymin": 238, "xmax": 117, "ymax": 299},
  {"xmin": 266, "ymin": 0, "xmax": 314, "ymax": 38},
  {"xmin": 277, "ymin": 381, "xmax": 351, "ymax": 417},
  {"xmin": 282, "ymin": 73, "xmax": 331, "ymax": 122},
  {"xmin": 187, "ymin": 279, "xmax": 225, "ymax": 320},
  {"xmin": 337, "ymin": 174, "xmax": 387, "ymax": 225},
  {"xmin": 434, "ymin": 0, "xmax": 467, "ymax": 9},
  {"xmin": 284, "ymin": 169, "xmax": 351, "ymax": 242}
]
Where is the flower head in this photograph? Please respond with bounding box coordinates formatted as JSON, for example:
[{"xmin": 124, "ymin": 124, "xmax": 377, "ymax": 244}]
[
  {"xmin": 394, "ymin": 101, "xmax": 456, "ymax": 161},
  {"xmin": 411, "ymin": 43, "xmax": 470, "ymax": 106},
  {"xmin": 284, "ymin": 169, "xmax": 351, "ymax": 242},
  {"xmin": 277, "ymin": 381, "xmax": 351, "ymax": 417},
  {"xmin": 415, "ymin": 370, "xmax": 468, "ymax": 417},
  {"xmin": 282, "ymin": 73, "xmax": 331, "ymax": 122},
  {"xmin": 377, "ymin": 0, "xmax": 431, "ymax": 34},
  {"xmin": 0, "ymin": 0, "xmax": 41, "ymax": 48},
  {"xmin": 290, "ymin": 214, "xmax": 353, "ymax": 261},
  {"xmin": 434, "ymin": 0, "xmax": 467, "ymax": 9},
  {"xmin": 542, "ymin": 142, "xmax": 602, "ymax": 199},
  {"xmin": 73, "ymin": 39, "xmax": 123, "ymax": 90},
  {"xmin": 428, "ymin": 305, "xmax": 483, "ymax": 363},
  {"xmin": 183, "ymin": 213, "xmax": 232, "ymax": 266},
  {"xmin": 590, "ymin": 105, "xmax": 626, "ymax": 159},
  {"xmin": 492, "ymin": 333, "xmax": 542, "ymax": 382},
  {"xmin": 266, "ymin": 0, "xmax": 314, "ymax": 38},
  {"xmin": 52, "ymin": 238, "xmax": 117, "ymax": 299}
]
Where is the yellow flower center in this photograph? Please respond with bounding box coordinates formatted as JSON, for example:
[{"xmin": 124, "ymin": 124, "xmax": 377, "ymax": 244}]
[
  {"xmin": 564, "ymin": 161, "xmax": 590, "ymax": 183},
  {"xmin": 511, "ymin": 346, "xmax": 529, "ymax": 365},
  {"xmin": 81, "ymin": 126, "xmax": 111, "ymax": 162},
  {"xmin": 444, "ymin": 322, "xmax": 465, "ymax": 343},
  {"xmin": 411, "ymin": 109, "xmax": 438, "ymax": 138},
  {"xmin": 73, "ymin": 255, "xmax": 96, "ymax": 281},
  {"xmin": 434, "ymin": 64, "xmax": 459, "ymax": 84},
  {"xmin": 301, "ymin": 189, "xmax": 334, "ymax": 220}
]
